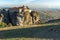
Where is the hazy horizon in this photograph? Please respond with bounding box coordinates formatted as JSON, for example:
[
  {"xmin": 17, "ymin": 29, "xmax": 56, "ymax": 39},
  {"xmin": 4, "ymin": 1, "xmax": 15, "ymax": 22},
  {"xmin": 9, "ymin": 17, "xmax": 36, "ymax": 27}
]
[{"xmin": 0, "ymin": 0, "xmax": 60, "ymax": 8}]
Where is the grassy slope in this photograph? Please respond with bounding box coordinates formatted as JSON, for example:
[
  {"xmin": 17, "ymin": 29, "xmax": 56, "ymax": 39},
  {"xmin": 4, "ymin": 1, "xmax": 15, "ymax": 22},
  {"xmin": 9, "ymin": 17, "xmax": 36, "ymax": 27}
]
[{"xmin": 0, "ymin": 22, "xmax": 60, "ymax": 40}]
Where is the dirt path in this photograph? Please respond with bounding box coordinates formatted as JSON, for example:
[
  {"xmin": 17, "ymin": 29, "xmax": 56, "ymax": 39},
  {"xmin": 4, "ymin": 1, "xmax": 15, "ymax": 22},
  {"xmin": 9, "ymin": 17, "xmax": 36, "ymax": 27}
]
[{"xmin": 0, "ymin": 22, "xmax": 59, "ymax": 31}]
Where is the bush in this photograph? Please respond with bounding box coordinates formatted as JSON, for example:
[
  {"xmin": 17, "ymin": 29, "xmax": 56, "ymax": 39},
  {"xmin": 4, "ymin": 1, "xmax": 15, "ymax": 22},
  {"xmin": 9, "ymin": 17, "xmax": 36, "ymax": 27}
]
[
  {"xmin": 0, "ymin": 22, "xmax": 7, "ymax": 28},
  {"xmin": 8, "ymin": 23, "xmax": 12, "ymax": 27}
]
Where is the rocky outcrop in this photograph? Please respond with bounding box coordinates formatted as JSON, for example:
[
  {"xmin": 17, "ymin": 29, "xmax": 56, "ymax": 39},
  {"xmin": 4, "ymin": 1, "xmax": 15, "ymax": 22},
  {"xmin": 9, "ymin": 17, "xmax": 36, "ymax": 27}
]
[
  {"xmin": 30, "ymin": 11, "xmax": 40, "ymax": 24},
  {"xmin": 0, "ymin": 6, "xmax": 40, "ymax": 26}
]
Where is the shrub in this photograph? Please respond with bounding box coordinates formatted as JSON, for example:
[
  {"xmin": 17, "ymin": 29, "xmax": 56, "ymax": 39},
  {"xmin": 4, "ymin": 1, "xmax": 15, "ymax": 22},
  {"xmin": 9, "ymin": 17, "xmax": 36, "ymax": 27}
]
[
  {"xmin": 0, "ymin": 22, "xmax": 7, "ymax": 28},
  {"xmin": 8, "ymin": 23, "xmax": 12, "ymax": 27}
]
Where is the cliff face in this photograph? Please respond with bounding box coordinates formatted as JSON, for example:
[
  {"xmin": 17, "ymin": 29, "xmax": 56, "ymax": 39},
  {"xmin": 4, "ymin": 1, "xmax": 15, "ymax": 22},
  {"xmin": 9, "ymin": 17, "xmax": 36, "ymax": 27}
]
[
  {"xmin": 0, "ymin": 6, "xmax": 40, "ymax": 26},
  {"xmin": 1, "ymin": 8, "xmax": 19, "ymax": 26}
]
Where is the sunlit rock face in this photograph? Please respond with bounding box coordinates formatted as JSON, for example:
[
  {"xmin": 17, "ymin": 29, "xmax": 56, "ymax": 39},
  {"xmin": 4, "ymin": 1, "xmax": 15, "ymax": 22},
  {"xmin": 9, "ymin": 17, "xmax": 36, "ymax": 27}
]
[
  {"xmin": 0, "ymin": 14, "xmax": 4, "ymax": 24},
  {"xmin": 18, "ymin": 6, "xmax": 33, "ymax": 25}
]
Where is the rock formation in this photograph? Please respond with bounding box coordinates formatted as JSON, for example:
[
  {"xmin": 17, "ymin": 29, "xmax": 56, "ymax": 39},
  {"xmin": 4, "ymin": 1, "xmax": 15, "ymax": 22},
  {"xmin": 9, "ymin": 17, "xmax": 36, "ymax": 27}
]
[{"xmin": 0, "ymin": 6, "xmax": 41, "ymax": 26}]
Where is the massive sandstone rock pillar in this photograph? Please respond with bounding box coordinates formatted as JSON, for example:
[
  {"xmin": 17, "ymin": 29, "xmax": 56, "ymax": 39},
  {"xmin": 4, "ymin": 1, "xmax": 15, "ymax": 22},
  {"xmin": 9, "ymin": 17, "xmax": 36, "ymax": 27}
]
[
  {"xmin": 30, "ymin": 11, "xmax": 40, "ymax": 24},
  {"xmin": 23, "ymin": 11, "xmax": 32, "ymax": 25}
]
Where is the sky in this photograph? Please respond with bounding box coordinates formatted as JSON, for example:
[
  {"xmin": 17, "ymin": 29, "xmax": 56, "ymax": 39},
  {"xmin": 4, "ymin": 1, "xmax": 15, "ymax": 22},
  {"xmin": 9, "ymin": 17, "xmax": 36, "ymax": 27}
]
[{"xmin": 0, "ymin": 0, "xmax": 60, "ymax": 8}]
